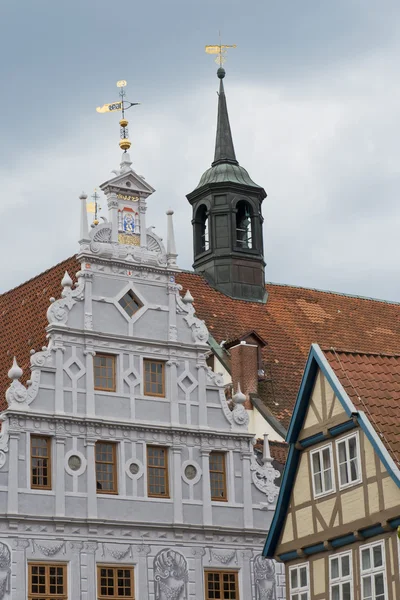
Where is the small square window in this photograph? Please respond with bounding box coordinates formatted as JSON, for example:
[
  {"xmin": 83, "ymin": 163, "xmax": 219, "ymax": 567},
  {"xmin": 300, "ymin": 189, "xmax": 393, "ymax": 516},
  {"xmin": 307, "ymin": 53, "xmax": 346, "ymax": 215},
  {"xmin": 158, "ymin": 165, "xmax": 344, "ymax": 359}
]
[
  {"xmin": 94, "ymin": 354, "xmax": 116, "ymax": 392},
  {"xmin": 205, "ymin": 571, "xmax": 239, "ymax": 599},
  {"xmin": 336, "ymin": 433, "xmax": 361, "ymax": 489},
  {"xmin": 97, "ymin": 565, "xmax": 134, "ymax": 599},
  {"xmin": 310, "ymin": 443, "xmax": 335, "ymax": 498},
  {"xmin": 119, "ymin": 290, "xmax": 142, "ymax": 318},
  {"xmin": 28, "ymin": 563, "xmax": 67, "ymax": 599},
  {"xmin": 144, "ymin": 360, "xmax": 165, "ymax": 397}
]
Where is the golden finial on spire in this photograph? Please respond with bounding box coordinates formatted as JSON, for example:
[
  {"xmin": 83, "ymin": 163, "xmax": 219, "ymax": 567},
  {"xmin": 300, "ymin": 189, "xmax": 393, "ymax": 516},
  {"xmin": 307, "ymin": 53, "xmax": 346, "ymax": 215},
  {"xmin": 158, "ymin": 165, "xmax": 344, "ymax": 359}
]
[
  {"xmin": 96, "ymin": 80, "xmax": 140, "ymax": 152},
  {"xmin": 87, "ymin": 188, "xmax": 101, "ymax": 225},
  {"xmin": 205, "ymin": 32, "xmax": 236, "ymax": 68}
]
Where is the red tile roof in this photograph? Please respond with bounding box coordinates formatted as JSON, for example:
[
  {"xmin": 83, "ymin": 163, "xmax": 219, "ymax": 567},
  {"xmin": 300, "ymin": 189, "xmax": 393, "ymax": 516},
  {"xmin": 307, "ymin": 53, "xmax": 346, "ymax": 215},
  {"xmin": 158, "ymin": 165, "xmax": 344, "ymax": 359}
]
[
  {"xmin": 1, "ymin": 257, "xmax": 400, "ymax": 431},
  {"xmin": 323, "ymin": 349, "xmax": 400, "ymax": 467},
  {"xmin": 254, "ymin": 439, "xmax": 289, "ymax": 466}
]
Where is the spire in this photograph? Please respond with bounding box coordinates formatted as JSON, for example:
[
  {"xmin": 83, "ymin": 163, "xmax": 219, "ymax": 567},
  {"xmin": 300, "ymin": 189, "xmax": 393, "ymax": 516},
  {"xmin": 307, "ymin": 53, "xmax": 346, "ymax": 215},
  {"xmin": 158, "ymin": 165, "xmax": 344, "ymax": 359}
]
[{"xmin": 212, "ymin": 68, "xmax": 238, "ymax": 167}]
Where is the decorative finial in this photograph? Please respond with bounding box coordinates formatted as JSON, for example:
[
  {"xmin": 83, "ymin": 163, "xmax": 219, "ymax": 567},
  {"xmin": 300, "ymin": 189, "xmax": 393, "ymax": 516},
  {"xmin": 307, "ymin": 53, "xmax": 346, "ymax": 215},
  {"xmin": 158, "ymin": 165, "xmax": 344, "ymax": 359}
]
[
  {"xmin": 232, "ymin": 382, "xmax": 246, "ymax": 405},
  {"xmin": 61, "ymin": 271, "xmax": 73, "ymax": 289},
  {"xmin": 87, "ymin": 189, "xmax": 101, "ymax": 226},
  {"xmin": 8, "ymin": 357, "xmax": 23, "ymax": 381},
  {"xmin": 96, "ymin": 80, "xmax": 140, "ymax": 153},
  {"xmin": 182, "ymin": 289, "xmax": 194, "ymax": 304},
  {"xmin": 205, "ymin": 35, "xmax": 237, "ymax": 71}
]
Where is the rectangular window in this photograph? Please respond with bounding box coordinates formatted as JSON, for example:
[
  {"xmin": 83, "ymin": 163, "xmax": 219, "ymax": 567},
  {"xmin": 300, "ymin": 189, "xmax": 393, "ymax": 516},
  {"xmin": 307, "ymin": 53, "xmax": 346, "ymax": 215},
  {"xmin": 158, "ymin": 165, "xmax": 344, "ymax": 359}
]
[
  {"xmin": 28, "ymin": 563, "xmax": 67, "ymax": 600},
  {"xmin": 209, "ymin": 451, "xmax": 227, "ymax": 502},
  {"xmin": 360, "ymin": 541, "xmax": 387, "ymax": 600},
  {"xmin": 205, "ymin": 571, "xmax": 239, "ymax": 600},
  {"xmin": 95, "ymin": 442, "xmax": 118, "ymax": 494},
  {"xmin": 97, "ymin": 565, "xmax": 134, "ymax": 599},
  {"xmin": 330, "ymin": 551, "xmax": 353, "ymax": 600},
  {"xmin": 289, "ymin": 563, "xmax": 310, "ymax": 600},
  {"xmin": 147, "ymin": 445, "xmax": 169, "ymax": 498},
  {"xmin": 94, "ymin": 354, "xmax": 116, "ymax": 392},
  {"xmin": 31, "ymin": 436, "xmax": 52, "ymax": 490},
  {"xmin": 336, "ymin": 433, "xmax": 361, "ymax": 489},
  {"xmin": 143, "ymin": 359, "xmax": 165, "ymax": 397},
  {"xmin": 310, "ymin": 443, "xmax": 334, "ymax": 497}
]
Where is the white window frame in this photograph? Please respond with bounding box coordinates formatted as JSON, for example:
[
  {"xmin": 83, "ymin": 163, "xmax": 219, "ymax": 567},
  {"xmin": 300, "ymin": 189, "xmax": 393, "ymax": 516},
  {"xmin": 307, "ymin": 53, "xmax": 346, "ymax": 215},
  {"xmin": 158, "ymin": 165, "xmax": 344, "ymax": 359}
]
[
  {"xmin": 310, "ymin": 443, "xmax": 335, "ymax": 498},
  {"xmin": 329, "ymin": 550, "xmax": 353, "ymax": 600},
  {"xmin": 289, "ymin": 562, "xmax": 310, "ymax": 600},
  {"xmin": 336, "ymin": 432, "xmax": 362, "ymax": 490},
  {"xmin": 359, "ymin": 540, "xmax": 387, "ymax": 600}
]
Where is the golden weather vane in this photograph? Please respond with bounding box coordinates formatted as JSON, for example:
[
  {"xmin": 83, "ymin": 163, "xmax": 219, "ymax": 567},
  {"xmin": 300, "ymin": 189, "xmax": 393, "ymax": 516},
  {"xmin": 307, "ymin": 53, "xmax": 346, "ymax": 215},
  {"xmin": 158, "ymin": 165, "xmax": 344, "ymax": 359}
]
[
  {"xmin": 87, "ymin": 188, "xmax": 101, "ymax": 225},
  {"xmin": 205, "ymin": 36, "xmax": 237, "ymax": 67},
  {"xmin": 96, "ymin": 80, "xmax": 140, "ymax": 152}
]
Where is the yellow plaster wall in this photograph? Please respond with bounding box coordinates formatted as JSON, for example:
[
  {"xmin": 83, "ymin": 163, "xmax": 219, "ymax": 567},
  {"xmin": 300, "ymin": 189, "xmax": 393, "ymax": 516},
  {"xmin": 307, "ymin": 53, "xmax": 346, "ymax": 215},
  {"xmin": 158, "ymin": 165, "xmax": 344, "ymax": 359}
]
[
  {"xmin": 316, "ymin": 496, "xmax": 336, "ymax": 529},
  {"xmin": 291, "ymin": 452, "xmax": 311, "ymax": 506},
  {"xmin": 280, "ymin": 512, "xmax": 294, "ymax": 545},
  {"xmin": 312, "ymin": 558, "xmax": 326, "ymax": 595},
  {"xmin": 341, "ymin": 486, "xmax": 365, "ymax": 523},
  {"xmin": 302, "ymin": 372, "xmax": 347, "ymax": 433},
  {"xmin": 382, "ymin": 476, "xmax": 400, "ymax": 510},
  {"xmin": 295, "ymin": 506, "xmax": 313, "ymax": 539}
]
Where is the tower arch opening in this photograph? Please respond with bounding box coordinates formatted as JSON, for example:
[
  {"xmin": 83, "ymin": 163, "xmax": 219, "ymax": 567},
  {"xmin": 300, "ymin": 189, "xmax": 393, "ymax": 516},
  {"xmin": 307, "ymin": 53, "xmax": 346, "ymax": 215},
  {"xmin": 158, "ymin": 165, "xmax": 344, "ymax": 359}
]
[
  {"xmin": 235, "ymin": 200, "xmax": 253, "ymax": 250},
  {"xmin": 195, "ymin": 204, "xmax": 210, "ymax": 254}
]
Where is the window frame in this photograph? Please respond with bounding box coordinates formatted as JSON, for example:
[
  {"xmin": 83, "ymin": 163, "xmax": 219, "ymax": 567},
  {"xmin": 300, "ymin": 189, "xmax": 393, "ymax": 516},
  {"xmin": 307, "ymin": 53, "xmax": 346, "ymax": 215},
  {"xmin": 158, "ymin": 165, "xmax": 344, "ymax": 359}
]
[
  {"xmin": 28, "ymin": 562, "xmax": 67, "ymax": 600},
  {"xmin": 336, "ymin": 432, "xmax": 362, "ymax": 490},
  {"xmin": 147, "ymin": 445, "xmax": 170, "ymax": 499},
  {"xmin": 310, "ymin": 443, "xmax": 335, "ymax": 499},
  {"xmin": 289, "ymin": 562, "xmax": 310, "ymax": 600},
  {"xmin": 204, "ymin": 570, "xmax": 239, "ymax": 600},
  {"xmin": 95, "ymin": 441, "xmax": 118, "ymax": 495},
  {"xmin": 143, "ymin": 359, "xmax": 166, "ymax": 398},
  {"xmin": 118, "ymin": 290, "xmax": 142, "ymax": 318},
  {"xmin": 209, "ymin": 451, "xmax": 228, "ymax": 502},
  {"xmin": 97, "ymin": 564, "xmax": 135, "ymax": 600},
  {"xmin": 329, "ymin": 550, "xmax": 353, "ymax": 600},
  {"xmin": 359, "ymin": 540, "xmax": 387, "ymax": 600},
  {"xmin": 31, "ymin": 435, "xmax": 52, "ymax": 490},
  {"xmin": 94, "ymin": 353, "xmax": 117, "ymax": 393}
]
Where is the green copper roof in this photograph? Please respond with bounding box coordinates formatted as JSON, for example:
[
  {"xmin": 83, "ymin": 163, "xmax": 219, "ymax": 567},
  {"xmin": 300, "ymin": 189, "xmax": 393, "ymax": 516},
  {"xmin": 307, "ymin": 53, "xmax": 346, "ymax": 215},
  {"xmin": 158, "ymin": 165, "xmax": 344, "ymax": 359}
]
[
  {"xmin": 194, "ymin": 68, "xmax": 263, "ymax": 193},
  {"xmin": 196, "ymin": 162, "xmax": 263, "ymax": 189}
]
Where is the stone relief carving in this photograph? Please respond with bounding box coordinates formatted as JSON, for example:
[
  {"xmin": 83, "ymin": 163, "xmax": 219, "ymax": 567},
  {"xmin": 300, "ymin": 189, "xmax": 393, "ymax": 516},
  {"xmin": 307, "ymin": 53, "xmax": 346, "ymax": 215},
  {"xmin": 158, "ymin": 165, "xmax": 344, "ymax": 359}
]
[
  {"xmin": 253, "ymin": 554, "xmax": 277, "ymax": 600},
  {"xmin": 47, "ymin": 270, "xmax": 85, "ymax": 326},
  {"xmin": 32, "ymin": 540, "xmax": 66, "ymax": 557},
  {"xmin": 0, "ymin": 416, "xmax": 9, "ymax": 469},
  {"xmin": 102, "ymin": 543, "xmax": 132, "ymax": 560},
  {"xmin": 175, "ymin": 286, "xmax": 209, "ymax": 345},
  {"xmin": 208, "ymin": 548, "xmax": 237, "ymax": 565},
  {"xmin": 154, "ymin": 549, "xmax": 188, "ymax": 600},
  {"xmin": 0, "ymin": 542, "xmax": 11, "ymax": 600},
  {"xmin": 250, "ymin": 455, "xmax": 280, "ymax": 503}
]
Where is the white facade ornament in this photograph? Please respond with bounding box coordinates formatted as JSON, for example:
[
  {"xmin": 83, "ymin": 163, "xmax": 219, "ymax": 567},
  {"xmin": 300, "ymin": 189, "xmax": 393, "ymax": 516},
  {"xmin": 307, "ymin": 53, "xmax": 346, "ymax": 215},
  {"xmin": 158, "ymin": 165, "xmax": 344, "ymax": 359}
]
[
  {"xmin": 0, "ymin": 542, "xmax": 11, "ymax": 600},
  {"xmin": 231, "ymin": 383, "xmax": 249, "ymax": 427},
  {"xmin": 32, "ymin": 540, "xmax": 65, "ymax": 557},
  {"xmin": 253, "ymin": 554, "xmax": 278, "ymax": 600},
  {"xmin": 250, "ymin": 453, "xmax": 280, "ymax": 504},
  {"xmin": 154, "ymin": 549, "xmax": 188, "ymax": 600},
  {"xmin": 175, "ymin": 288, "xmax": 208, "ymax": 345},
  {"xmin": 47, "ymin": 272, "xmax": 85, "ymax": 326},
  {"xmin": 209, "ymin": 548, "xmax": 237, "ymax": 564}
]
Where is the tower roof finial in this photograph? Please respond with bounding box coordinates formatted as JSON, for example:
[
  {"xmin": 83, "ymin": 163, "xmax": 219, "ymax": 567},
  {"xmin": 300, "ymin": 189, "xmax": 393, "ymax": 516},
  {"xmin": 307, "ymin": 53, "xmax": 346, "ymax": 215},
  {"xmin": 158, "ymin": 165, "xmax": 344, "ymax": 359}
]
[
  {"xmin": 205, "ymin": 40, "xmax": 238, "ymax": 167},
  {"xmin": 96, "ymin": 80, "xmax": 140, "ymax": 153}
]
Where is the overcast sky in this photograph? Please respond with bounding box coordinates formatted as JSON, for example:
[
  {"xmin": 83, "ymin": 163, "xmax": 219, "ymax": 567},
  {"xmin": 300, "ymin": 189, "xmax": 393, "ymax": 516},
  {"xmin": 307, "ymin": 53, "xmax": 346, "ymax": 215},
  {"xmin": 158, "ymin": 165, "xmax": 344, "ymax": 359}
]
[{"xmin": 1, "ymin": 0, "xmax": 400, "ymax": 302}]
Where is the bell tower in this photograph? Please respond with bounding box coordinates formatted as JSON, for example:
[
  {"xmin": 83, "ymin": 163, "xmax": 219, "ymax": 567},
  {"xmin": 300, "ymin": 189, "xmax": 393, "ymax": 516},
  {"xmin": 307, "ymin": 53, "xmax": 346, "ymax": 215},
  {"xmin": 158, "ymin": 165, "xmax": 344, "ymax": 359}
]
[{"xmin": 186, "ymin": 66, "xmax": 267, "ymax": 302}]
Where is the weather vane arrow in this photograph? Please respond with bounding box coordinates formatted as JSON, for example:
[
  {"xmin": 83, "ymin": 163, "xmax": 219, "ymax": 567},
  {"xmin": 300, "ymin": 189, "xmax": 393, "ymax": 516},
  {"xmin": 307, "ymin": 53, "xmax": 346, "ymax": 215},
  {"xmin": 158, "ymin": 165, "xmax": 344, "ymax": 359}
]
[
  {"xmin": 205, "ymin": 40, "xmax": 237, "ymax": 67},
  {"xmin": 96, "ymin": 80, "xmax": 140, "ymax": 152}
]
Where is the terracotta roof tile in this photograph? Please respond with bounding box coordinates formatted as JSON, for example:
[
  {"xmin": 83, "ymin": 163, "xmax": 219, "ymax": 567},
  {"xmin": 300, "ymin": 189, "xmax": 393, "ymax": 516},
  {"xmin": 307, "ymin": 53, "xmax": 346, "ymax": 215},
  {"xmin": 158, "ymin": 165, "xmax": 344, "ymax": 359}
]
[
  {"xmin": 323, "ymin": 349, "xmax": 400, "ymax": 467},
  {"xmin": 2, "ymin": 258, "xmax": 400, "ymax": 433}
]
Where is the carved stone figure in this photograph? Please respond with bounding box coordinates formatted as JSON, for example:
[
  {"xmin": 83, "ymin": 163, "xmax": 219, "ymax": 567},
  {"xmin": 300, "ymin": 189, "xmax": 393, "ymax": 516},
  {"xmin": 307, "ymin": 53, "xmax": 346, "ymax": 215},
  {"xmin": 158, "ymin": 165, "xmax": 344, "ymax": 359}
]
[
  {"xmin": 154, "ymin": 549, "xmax": 188, "ymax": 600},
  {"xmin": 253, "ymin": 554, "xmax": 276, "ymax": 600},
  {"xmin": 0, "ymin": 542, "xmax": 11, "ymax": 599}
]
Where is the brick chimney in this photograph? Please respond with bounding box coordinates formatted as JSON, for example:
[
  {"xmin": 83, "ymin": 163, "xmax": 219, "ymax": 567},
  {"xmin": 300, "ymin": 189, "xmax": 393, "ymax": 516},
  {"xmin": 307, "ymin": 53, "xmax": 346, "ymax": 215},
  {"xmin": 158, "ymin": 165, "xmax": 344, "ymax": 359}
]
[{"xmin": 225, "ymin": 331, "xmax": 266, "ymax": 409}]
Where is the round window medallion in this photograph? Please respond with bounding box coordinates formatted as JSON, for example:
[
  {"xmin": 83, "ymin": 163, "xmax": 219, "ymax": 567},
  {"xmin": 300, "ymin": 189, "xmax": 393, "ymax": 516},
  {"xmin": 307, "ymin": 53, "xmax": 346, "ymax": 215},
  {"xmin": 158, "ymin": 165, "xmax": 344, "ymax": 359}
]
[
  {"xmin": 129, "ymin": 462, "xmax": 140, "ymax": 475},
  {"xmin": 184, "ymin": 464, "xmax": 197, "ymax": 480},
  {"xmin": 125, "ymin": 181, "xmax": 131, "ymax": 187},
  {"xmin": 68, "ymin": 455, "xmax": 82, "ymax": 471}
]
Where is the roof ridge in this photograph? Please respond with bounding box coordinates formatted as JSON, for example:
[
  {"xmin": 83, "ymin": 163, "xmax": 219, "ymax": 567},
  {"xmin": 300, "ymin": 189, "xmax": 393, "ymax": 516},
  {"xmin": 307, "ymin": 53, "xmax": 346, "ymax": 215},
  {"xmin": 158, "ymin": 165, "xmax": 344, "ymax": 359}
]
[
  {"xmin": 322, "ymin": 347, "xmax": 400, "ymax": 359},
  {"xmin": 265, "ymin": 280, "xmax": 400, "ymax": 306},
  {"xmin": 0, "ymin": 255, "xmax": 79, "ymax": 297}
]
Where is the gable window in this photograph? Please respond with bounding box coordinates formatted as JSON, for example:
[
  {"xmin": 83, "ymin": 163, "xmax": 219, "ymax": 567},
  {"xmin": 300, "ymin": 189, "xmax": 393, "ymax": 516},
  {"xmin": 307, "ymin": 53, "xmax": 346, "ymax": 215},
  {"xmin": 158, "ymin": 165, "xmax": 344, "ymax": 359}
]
[
  {"xmin": 360, "ymin": 541, "xmax": 387, "ymax": 600},
  {"xmin": 289, "ymin": 563, "xmax": 310, "ymax": 600},
  {"xmin": 94, "ymin": 354, "xmax": 116, "ymax": 392},
  {"xmin": 31, "ymin": 436, "xmax": 52, "ymax": 490},
  {"xmin": 144, "ymin": 359, "xmax": 165, "ymax": 397},
  {"xmin": 310, "ymin": 444, "xmax": 334, "ymax": 497},
  {"xmin": 28, "ymin": 563, "xmax": 67, "ymax": 600},
  {"xmin": 147, "ymin": 445, "xmax": 169, "ymax": 498},
  {"xmin": 205, "ymin": 571, "xmax": 239, "ymax": 599},
  {"xmin": 119, "ymin": 290, "xmax": 142, "ymax": 317},
  {"xmin": 336, "ymin": 433, "xmax": 361, "ymax": 489},
  {"xmin": 236, "ymin": 201, "xmax": 253, "ymax": 249},
  {"xmin": 209, "ymin": 451, "xmax": 227, "ymax": 501},
  {"xmin": 95, "ymin": 442, "xmax": 118, "ymax": 494},
  {"xmin": 97, "ymin": 565, "xmax": 134, "ymax": 599},
  {"xmin": 330, "ymin": 551, "xmax": 353, "ymax": 600}
]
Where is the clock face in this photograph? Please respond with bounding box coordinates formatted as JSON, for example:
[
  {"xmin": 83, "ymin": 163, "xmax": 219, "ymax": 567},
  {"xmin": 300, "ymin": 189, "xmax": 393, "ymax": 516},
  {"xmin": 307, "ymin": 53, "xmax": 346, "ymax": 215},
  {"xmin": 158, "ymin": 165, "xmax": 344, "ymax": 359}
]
[
  {"xmin": 129, "ymin": 462, "xmax": 140, "ymax": 475},
  {"xmin": 184, "ymin": 464, "xmax": 197, "ymax": 480},
  {"xmin": 68, "ymin": 455, "xmax": 82, "ymax": 471}
]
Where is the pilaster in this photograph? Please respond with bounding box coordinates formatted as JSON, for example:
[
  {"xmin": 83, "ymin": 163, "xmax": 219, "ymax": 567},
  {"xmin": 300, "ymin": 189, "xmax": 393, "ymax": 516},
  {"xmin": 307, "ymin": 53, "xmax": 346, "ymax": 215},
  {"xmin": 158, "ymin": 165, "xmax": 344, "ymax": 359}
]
[
  {"xmin": 241, "ymin": 451, "xmax": 253, "ymax": 529},
  {"xmin": 11, "ymin": 538, "xmax": 30, "ymax": 600},
  {"xmin": 84, "ymin": 349, "xmax": 96, "ymax": 417},
  {"xmin": 107, "ymin": 193, "xmax": 119, "ymax": 243},
  {"xmin": 200, "ymin": 448, "xmax": 212, "ymax": 527},
  {"xmin": 55, "ymin": 435, "xmax": 66, "ymax": 517},
  {"xmin": 139, "ymin": 203, "xmax": 147, "ymax": 247},
  {"xmin": 241, "ymin": 549, "xmax": 254, "ymax": 599},
  {"xmin": 167, "ymin": 360, "xmax": 179, "ymax": 425},
  {"xmin": 86, "ymin": 440, "xmax": 97, "ymax": 519},
  {"xmin": 172, "ymin": 445, "xmax": 183, "ymax": 524},
  {"xmin": 7, "ymin": 433, "xmax": 19, "ymax": 516},
  {"xmin": 81, "ymin": 542, "xmax": 98, "ymax": 600},
  {"xmin": 54, "ymin": 346, "xmax": 65, "ymax": 414},
  {"xmin": 196, "ymin": 357, "xmax": 208, "ymax": 428}
]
